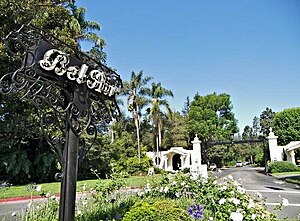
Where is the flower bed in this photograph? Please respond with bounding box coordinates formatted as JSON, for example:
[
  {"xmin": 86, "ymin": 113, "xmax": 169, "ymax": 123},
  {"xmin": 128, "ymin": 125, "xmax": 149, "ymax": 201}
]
[{"xmin": 19, "ymin": 172, "xmax": 283, "ymax": 221}]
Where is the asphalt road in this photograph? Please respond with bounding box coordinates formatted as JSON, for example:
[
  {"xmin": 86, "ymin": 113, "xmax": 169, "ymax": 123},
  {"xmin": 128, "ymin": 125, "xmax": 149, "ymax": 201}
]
[{"xmin": 216, "ymin": 166, "xmax": 300, "ymax": 220}]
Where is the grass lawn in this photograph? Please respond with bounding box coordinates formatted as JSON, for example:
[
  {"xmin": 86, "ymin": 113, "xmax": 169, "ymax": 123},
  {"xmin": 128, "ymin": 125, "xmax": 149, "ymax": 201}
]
[
  {"xmin": 272, "ymin": 171, "xmax": 300, "ymax": 177},
  {"xmin": 271, "ymin": 171, "xmax": 300, "ymax": 185},
  {"xmin": 0, "ymin": 175, "xmax": 160, "ymax": 199}
]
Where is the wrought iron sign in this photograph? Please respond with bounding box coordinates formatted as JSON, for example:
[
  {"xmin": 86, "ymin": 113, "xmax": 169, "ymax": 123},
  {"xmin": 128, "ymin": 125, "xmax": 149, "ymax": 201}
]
[{"xmin": 0, "ymin": 24, "xmax": 122, "ymax": 221}]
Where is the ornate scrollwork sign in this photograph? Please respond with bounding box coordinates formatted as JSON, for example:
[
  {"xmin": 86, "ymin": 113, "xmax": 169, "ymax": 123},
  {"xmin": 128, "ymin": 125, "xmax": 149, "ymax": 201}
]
[
  {"xmin": 1, "ymin": 24, "xmax": 122, "ymax": 161},
  {"xmin": 1, "ymin": 24, "xmax": 122, "ymax": 221}
]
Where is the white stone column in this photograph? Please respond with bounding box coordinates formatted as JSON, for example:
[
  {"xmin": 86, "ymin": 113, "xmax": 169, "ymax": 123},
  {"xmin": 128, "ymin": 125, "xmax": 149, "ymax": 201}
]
[
  {"xmin": 290, "ymin": 150, "xmax": 296, "ymax": 165},
  {"xmin": 180, "ymin": 155, "xmax": 185, "ymax": 169},
  {"xmin": 267, "ymin": 128, "xmax": 283, "ymax": 161},
  {"xmin": 162, "ymin": 156, "xmax": 168, "ymax": 170},
  {"xmin": 191, "ymin": 135, "xmax": 201, "ymax": 168}
]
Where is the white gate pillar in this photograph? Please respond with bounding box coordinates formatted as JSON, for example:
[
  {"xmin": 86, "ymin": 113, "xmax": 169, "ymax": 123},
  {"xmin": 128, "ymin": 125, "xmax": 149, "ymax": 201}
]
[
  {"xmin": 267, "ymin": 128, "xmax": 283, "ymax": 162},
  {"xmin": 191, "ymin": 135, "xmax": 207, "ymax": 178}
]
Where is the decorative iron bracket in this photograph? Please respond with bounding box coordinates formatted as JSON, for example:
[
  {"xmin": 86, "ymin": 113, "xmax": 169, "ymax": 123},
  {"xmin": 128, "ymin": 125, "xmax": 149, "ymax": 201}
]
[{"xmin": 1, "ymin": 24, "xmax": 122, "ymax": 221}]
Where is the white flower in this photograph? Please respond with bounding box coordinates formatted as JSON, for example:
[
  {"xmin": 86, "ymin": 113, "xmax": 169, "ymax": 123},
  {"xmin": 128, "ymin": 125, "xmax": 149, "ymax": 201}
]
[
  {"xmin": 230, "ymin": 198, "xmax": 240, "ymax": 205},
  {"xmin": 28, "ymin": 201, "xmax": 32, "ymax": 208},
  {"xmin": 175, "ymin": 192, "xmax": 180, "ymax": 198},
  {"xmin": 251, "ymin": 214, "xmax": 257, "ymax": 220},
  {"xmin": 233, "ymin": 181, "xmax": 240, "ymax": 186},
  {"xmin": 282, "ymin": 198, "xmax": 289, "ymax": 207},
  {"xmin": 145, "ymin": 183, "xmax": 151, "ymax": 193},
  {"xmin": 89, "ymin": 188, "xmax": 96, "ymax": 195},
  {"xmin": 181, "ymin": 181, "xmax": 186, "ymax": 186},
  {"xmin": 163, "ymin": 186, "xmax": 169, "ymax": 193},
  {"xmin": 255, "ymin": 191, "xmax": 262, "ymax": 198},
  {"xmin": 36, "ymin": 185, "xmax": 42, "ymax": 192},
  {"xmin": 230, "ymin": 211, "xmax": 243, "ymax": 221},
  {"xmin": 213, "ymin": 180, "xmax": 217, "ymax": 185},
  {"xmin": 209, "ymin": 217, "xmax": 214, "ymax": 221},
  {"xmin": 11, "ymin": 212, "xmax": 16, "ymax": 217},
  {"xmin": 247, "ymin": 199, "xmax": 255, "ymax": 209},
  {"xmin": 77, "ymin": 210, "xmax": 82, "ymax": 215},
  {"xmin": 219, "ymin": 198, "xmax": 226, "ymax": 205},
  {"xmin": 218, "ymin": 185, "xmax": 227, "ymax": 191},
  {"xmin": 172, "ymin": 181, "xmax": 177, "ymax": 185},
  {"xmin": 159, "ymin": 187, "xmax": 164, "ymax": 192},
  {"xmin": 138, "ymin": 191, "xmax": 144, "ymax": 196},
  {"xmin": 237, "ymin": 186, "xmax": 245, "ymax": 194}
]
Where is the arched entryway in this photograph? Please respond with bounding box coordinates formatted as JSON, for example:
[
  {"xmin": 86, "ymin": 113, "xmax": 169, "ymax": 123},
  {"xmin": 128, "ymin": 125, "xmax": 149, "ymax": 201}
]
[{"xmin": 172, "ymin": 154, "xmax": 181, "ymax": 170}]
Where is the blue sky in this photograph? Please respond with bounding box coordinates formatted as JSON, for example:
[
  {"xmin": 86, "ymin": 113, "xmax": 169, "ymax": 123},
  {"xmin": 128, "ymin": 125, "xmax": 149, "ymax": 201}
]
[{"xmin": 77, "ymin": 0, "xmax": 300, "ymax": 132}]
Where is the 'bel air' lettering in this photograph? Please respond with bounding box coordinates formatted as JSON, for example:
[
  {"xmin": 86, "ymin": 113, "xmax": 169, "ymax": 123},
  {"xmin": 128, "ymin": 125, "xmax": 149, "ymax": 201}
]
[{"xmin": 39, "ymin": 49, "xmax": 117, "ymax": 97}]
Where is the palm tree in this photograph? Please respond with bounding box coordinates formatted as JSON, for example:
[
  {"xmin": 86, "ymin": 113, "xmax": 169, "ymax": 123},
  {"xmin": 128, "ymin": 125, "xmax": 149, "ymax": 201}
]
[
  {"xmin": 68, "ymin": 4, "xmax": 106, "ymax": 62},
  {"xmin": 123, "ymin": 71, "xmax": 152, "ymax": 164},
  {"xmin": 145, "ymin": 82, "xmax": 173, "ymax": 159}
]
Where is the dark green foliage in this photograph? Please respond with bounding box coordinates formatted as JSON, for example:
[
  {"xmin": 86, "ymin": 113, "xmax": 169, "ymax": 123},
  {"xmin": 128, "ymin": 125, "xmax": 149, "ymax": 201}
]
[
  {"xmin": 260, "ymin": 107, "xmax": 275, "ymax": 136},
  {"xmin": 268, "ymin": 161, "xmax": 300, "ymax": 173},
  {"xmin": 122, "ymin": 199, "xmax": 191, "ymax": 221},
  {"xmin": 122, "ymin": 202, "xmax": 157, "ymax": 221},
  {"xmin": 273, "ymin": 107, "xmax": 300, "ymax": 146},
  {"xmin": 188, "ymin": 92, "xmax": 238, "ymax": 142},
  {"xmin": 152, "ymin": 200, "xmax": 191, "ymax": 221},
  {"xmin": 163, "ymin": 110, "xmax": 188, "ymax": 148},
  {"xmin": 187, "ymin": 92, "xmax": 238, "ymax": 165},
  {"xmin": 181, "ymin": 167, "xmax": 190, "ymax": 173},
  {"xmin": 0, "ymin": 0, "xmax": 107, "ymax": 184},
  {"xmin": 118, "ymin": 156, "xmax": 153, "ymax": 175}
]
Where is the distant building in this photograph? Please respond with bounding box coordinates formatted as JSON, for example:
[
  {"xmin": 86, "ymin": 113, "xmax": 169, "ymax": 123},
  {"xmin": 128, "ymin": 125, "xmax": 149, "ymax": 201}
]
[{"xmin": 146, "ymin": 135, "xmax": 207, "ymax": 178}]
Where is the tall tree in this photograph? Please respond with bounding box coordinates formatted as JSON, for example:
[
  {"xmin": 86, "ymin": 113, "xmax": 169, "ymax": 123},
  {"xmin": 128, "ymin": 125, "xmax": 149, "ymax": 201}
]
[
  {"xmin": 242, "ymin": 125, "xmax": 253, "ymax": 139},
  {"xmin": 182, "ymin": 96, "xmax": 190, "ymax": 117},
  {"xmin": 0, "ymin": 0, "xmax": 107, "ymax": 183},
  {"xmin": 187, "ymin": 92, "xmax": 238, "ymax": 165},
  {"xmin": 188, "ymin": 92, "xmax": 238, "ymax": 142},
  {"xmin": 163, "ymin": 110, "xmax": 188, "ymax": 148},
  {"xmin": 123, "ymin": 71, "xmax": 152, "ymax": 164},
  {"xmin": 252, "ymin": 116, "xmax": 260, "ymax": 137},
  {"xmin": 260, "ymin": 107, "xmax": 275, "ymax": 136},
  {"xmin": 68, "ymin": 4, "xmax": 107, "ymax": 63},
  {"xmin": 273, "ymin": 107, "xmax": 300, "ymax": 145},
  {"xmin": 144, "ymin": 82, "xmax": 173, "ymax": 155}
]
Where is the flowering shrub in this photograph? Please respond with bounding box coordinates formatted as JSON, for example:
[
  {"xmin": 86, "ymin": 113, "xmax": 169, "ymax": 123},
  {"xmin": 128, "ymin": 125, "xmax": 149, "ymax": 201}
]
[
  {"xmin": 138, "ymin": 172, "xmax": 279, "ymax": 221},
  {"xmin": 19, "ymin": 172, "xmax": 283, "ymax": 221}
]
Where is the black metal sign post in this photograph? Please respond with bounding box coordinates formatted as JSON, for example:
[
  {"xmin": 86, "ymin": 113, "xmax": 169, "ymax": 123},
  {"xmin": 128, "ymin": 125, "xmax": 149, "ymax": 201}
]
[{"xmin": 0, "ymin": 25, "xmax": 122, "ymax": 221}]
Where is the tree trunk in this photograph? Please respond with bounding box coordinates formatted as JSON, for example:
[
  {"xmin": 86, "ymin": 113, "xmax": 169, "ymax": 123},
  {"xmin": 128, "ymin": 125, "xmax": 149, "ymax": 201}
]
[
  {"xmin": 158, "ymin": 124, "xmax": 162, "ymax": 148},
  {"xmin": 134, "ymin": 110, "xmax": 141, "ymax": 164}
]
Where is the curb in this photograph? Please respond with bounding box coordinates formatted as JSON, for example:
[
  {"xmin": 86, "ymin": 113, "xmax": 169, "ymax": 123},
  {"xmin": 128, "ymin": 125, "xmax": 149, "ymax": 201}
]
[
  {"xmin": 0, "ymin": 186, "xmax": 143, "ymax": 204},
  {"xmin": 0, "ymin": 195, "xmax": 45, "ymax": 203}
]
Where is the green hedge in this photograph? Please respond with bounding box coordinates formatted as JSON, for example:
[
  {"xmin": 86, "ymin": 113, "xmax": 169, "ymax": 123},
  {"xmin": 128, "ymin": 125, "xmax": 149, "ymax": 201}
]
[
  {"xmin": 268, "ymin": 161, "xmax": 300, "ymax": 173},
  {"xmin": 122, "ymin": 199, "xmax": 191, "ymax": 221}
]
